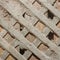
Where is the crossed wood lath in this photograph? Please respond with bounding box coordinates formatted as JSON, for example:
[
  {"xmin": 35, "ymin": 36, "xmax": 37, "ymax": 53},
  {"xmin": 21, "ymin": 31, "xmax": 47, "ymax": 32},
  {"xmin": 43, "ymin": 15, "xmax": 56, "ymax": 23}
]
[{"xmin": 0, "ymin": 0, "xmax": 60, "ymax": 60}]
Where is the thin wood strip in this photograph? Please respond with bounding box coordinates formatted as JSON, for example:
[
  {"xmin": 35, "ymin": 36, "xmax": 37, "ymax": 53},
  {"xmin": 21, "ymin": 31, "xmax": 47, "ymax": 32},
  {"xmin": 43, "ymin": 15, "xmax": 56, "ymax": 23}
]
[
  {"xmin": 0, "ymin": 19, "xmax": 50, "ymax": 60},
  {"xmin": 36, "ymin": 0, "xmax": 60, "ymax": 24},
  {"xmin": 0, "ymin": 1, "xmax": 59, "ymax": 60},
  {"xmin": 36, "ymin": 0, "xmax": 60, "ymax": 25},
  {"xmin": 18, "ymin": 0, "xmax": 60, "ymax": 37},
  {"xmin": 35, "ymin": 0, "xmax": 55, "ymax": 14},
  {"xmin": 2, "ymin": 0, "xmax": 60, "ymax": 54},
  {"xmin": 23, "ymin": 38, "xmax": 41, "ymax": 59},
  {"xmin": 23, "ymin": 2, "xmax": 60, "ymax": 58},
  {"xmin": 0, "ymin": 11, "xmax": 39, "ymax": 60},
  {"xmin": 0, "ymin": 4, "xmax": 50, "ymax": 59},
  {"xmin": 17, "ymin": 1, "xmax": 60, "ymax": 51},
  {"xmin": 1, "ymin": 27, "xmax": 41, "ymax": 60},
  {"xmin": 0, "ymin": 6, "xmax": 38, "ymax": 59},
  {"xmin": 0, "ymin": 36, "xmax": 26, "ymax": 60},
  {"xmin": 1, "ymin": 39, "xmax": 27, "ymax": 60},
  {"xmin": 0, "ymin": 12, "xmax": 57, "ymax": 60},
  {"xmin": 37, "ymin": 0, "xmax": 60, "ymax": 19},
  {"xmin": 0, "ymin": 17, "xmax": 41, "ymax": 60},
  {"xmin": 35, "ymin": 0, "xmax": 60, "ymax": 46},
  {"xmin": 0, "ymin": 19, "xmax": 16, "ymax": 37},
  {"xmin": 1, "ymin": 39, "xmax": 26, "ymax": 60},
  {"xmin": 0, "ymin": 0, "xmax": 60, "ymax": 57},
  {"xmin": 0, "ymin": 0, "xmax": 60, "ymax": 59},
  {"xmin": 37, "ymin": 0, "xmax": 60, "ymax": 46}
]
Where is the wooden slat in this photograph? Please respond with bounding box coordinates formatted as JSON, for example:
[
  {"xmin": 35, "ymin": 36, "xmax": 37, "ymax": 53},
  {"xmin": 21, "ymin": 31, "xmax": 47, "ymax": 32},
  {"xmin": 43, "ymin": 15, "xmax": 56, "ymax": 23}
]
[
  {"xmin": 0, "ymin": 0, "xmax": 60, "ymax": 60},
  {"xmin": 18, "ymin": 0, "xmax": 60, "ymax": 49},
  {"xmin": 0, "ymin": 19, "xmax": 51, "ymax": 60},
  {"xmin": 23, "ymin": 38, "xmax": 41, "ymax": 59},
  {"xmin": 1, "ymin": 39, "xmax": 27, "ymax": 60},
  {"xmin": 0, "ymin": 4, "xmax": 51, "ymax": 60},
  {"xmin": 1, "ymin": 20, "xmax": 40, "ymax": 60},
  {"xmin": 19, "ymin": 0, "xmax": 60, "ymax": 58},
  {"xmin": 22, "ymin": 0, "xmax": 60, "ymax": 59},
  {"xmin": 0, "ymin": 36, "xmax": 26, "ymax": 60},
  {"xmin": 0, "ymin": 11, "xmax": 53, "ymax": 60},
  {"xmin": 37, "ymin": 0, "xmax": 60, "ymax": 19},
  {"xmin": 0, "ymin": 0, "xmax": 60, "ymax": 57},
  {"xmin": 18, "ymin": 0, "xmax": 60, "ymax": 37},
  {"xmin": 0, "ymin": 6, "xmax": 38, "ymax": 60}
]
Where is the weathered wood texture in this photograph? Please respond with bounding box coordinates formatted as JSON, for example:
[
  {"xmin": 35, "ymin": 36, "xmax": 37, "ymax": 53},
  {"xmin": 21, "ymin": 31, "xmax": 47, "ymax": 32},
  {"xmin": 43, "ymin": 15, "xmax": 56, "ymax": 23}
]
[{"xmin": 0, "ymin": 0, "xmax": 60, "ymax": 60}]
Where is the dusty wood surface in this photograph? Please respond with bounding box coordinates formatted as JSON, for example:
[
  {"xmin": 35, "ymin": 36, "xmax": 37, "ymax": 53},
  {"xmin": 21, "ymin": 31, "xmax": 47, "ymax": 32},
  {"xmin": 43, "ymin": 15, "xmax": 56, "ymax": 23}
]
[{"xmin": 0, "ymin": 0, "xmax": 60, "ymax": 60}]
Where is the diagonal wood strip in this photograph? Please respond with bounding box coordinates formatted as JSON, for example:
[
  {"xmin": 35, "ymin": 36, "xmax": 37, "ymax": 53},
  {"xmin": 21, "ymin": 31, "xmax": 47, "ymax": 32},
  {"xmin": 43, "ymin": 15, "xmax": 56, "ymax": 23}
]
[
  {"xmin": 0, "ymin": 4, "xmax": 51, "ymax": 59},
  {"xmin": 0, "ymin": 0, "xmax": 60, "ymax": 58},
  {"xmin": 20, "ymin": 0, "xmax": 60, "ymax": 47},
  {"xmin": 0, "ymin": 5, "xmax": 38, "ymax": 60},
  {"xmin": 0, "ymin": 19, "xmax": 51, "ymax": 60},
  {"xmin": 1, "ymin": 39, "xmax": 27, "ymax": 60},
  {"xmin": 0, "ymin": 0, "xmax": 60, "ymax": 59},
  {"xmin": 18, "ymin": 0, "xmax": 60, "ymax": 37},
  {"xmin": 0, "ymin": 36, "xmax": 26, "ymax": 60},
  {"xmin": 37, "ymin": 0, "xmax": 60, "ymax": 19},
  {"xmin": 0, "ymin": 5, "xmax": 57, "ymax": 60}
]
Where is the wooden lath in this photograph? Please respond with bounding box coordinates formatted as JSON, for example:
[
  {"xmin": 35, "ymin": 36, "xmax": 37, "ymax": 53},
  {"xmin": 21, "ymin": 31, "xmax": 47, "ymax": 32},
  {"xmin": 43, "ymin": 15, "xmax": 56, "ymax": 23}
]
[
  {"xmin": 0, "ymin": 0, "xmax": 60, "ymax": 60},
  {"xmin": 0, "ymin": 36, "xmax": 26, "ymax": 60}
]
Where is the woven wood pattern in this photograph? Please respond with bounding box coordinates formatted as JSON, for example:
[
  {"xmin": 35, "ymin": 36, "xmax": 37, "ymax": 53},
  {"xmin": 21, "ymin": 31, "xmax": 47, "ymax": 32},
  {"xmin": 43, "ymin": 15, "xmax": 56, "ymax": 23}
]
[{"xmin": 0, "ymin": 0, "xmax": 60, "ymax": 60}]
